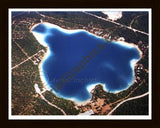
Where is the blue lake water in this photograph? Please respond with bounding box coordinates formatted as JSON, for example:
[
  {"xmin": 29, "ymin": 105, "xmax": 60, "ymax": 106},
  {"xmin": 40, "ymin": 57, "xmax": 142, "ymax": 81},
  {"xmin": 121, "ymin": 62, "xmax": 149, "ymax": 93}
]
[{"xmin": 32, "ymin": 23, "xmax": 140, "ymax": 102}]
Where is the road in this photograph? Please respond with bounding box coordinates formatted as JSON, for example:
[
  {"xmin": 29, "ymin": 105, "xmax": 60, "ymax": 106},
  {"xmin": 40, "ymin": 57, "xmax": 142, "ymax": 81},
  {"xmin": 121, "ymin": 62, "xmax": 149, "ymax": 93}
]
[
  {"xmin": 129, "ymin": 14, "xmax": 146, "ymax": 27},
  {"xmin": 83, "ymin": 11, "xmax": 149, "ymax": 36},
  {"xmin": 12, "ymin": 49, "xmax": 44, "ymax": 70},
  {"xmin": 107, "ymin": 92, "xmax": 149, "ymax": 115},
  {"xmin": 40, "ymin": 94, "xmax": 67, "ymax": 115},
  {"xmin": 34, "ymin": 84, "xmax": 66, "ymax": 115}
]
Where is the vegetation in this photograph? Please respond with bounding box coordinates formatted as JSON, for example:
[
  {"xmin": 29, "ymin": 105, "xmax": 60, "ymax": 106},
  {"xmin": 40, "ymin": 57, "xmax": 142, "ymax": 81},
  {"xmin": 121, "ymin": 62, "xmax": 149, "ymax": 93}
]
[
  {"xmin": 12, "ymin": 54, "xmax": 78, "ymax": 115},
  {"xmin": 44, "ymin": 91, "xmax": 79, "ymax": 115},
  {"xmin": 12, "ymin": 41, "xmax": 27, "ymax": 67},
  {"xmin": 14, "ymin": 30, "xmax": 44, "ymax": 56},
  {"xmin": 117, "ymin": 11, "xmax": 148, "ymax": 32},
  {"xmin": 92, "ymin": 85, "xmax": 123, "ymax": 103},
  {"xmin": 112, "ymin": 95, "xmax": 148, "ymax": 115},
  {"xmin": 132, "ymin": 14, "xmax": 149, "ymax": 33}
]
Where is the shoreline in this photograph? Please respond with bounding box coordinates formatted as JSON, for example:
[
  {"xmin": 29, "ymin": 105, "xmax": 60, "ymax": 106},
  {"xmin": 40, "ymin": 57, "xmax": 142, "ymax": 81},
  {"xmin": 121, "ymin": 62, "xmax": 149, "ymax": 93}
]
[
  {"xmin": 112, "ymin": 39, "xmax": 143, "ymax": 94},
  {"xmin": 38, "ymin": 47, "xmax": 52, "ymax": 91},
  {"xmin": 30, "ymin": 24, "xmax": 51, "ymax": 91},
  {"xmin": 30, "ymin": 22, "xmax": 143, "ymax": 105}
]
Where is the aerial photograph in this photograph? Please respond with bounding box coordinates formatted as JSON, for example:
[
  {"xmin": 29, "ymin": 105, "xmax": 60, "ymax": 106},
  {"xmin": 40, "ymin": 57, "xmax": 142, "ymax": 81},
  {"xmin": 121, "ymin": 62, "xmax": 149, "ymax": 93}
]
[{"xmin": 9, "ymin": 9, "xmax": 151, "ymax": 119}]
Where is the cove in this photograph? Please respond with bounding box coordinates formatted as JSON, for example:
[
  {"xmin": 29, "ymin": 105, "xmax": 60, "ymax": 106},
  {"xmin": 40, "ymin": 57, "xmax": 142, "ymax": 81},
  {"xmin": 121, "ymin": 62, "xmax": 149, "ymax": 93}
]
[{"xmin": 32, "ymin": 22, "xmax": 141, "ymax": 103}]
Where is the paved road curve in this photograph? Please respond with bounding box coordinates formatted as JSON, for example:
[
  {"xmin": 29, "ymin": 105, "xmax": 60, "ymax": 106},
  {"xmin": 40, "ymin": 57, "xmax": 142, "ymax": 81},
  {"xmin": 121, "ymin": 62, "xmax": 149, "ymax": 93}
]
[
  {"xmin": 107, "ymin": 92, "xmax": 149, "ymax": 115},
  {"xmin": 34, "ymin": 84, "xmax": 66, "ymax": 115}
]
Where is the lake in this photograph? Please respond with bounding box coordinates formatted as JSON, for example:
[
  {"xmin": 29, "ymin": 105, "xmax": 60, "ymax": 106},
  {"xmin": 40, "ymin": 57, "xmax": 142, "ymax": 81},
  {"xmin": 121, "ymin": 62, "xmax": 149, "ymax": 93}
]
[{"xmin": 32, "ymin": 22, "xmax": 140, "ymax": 103}]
